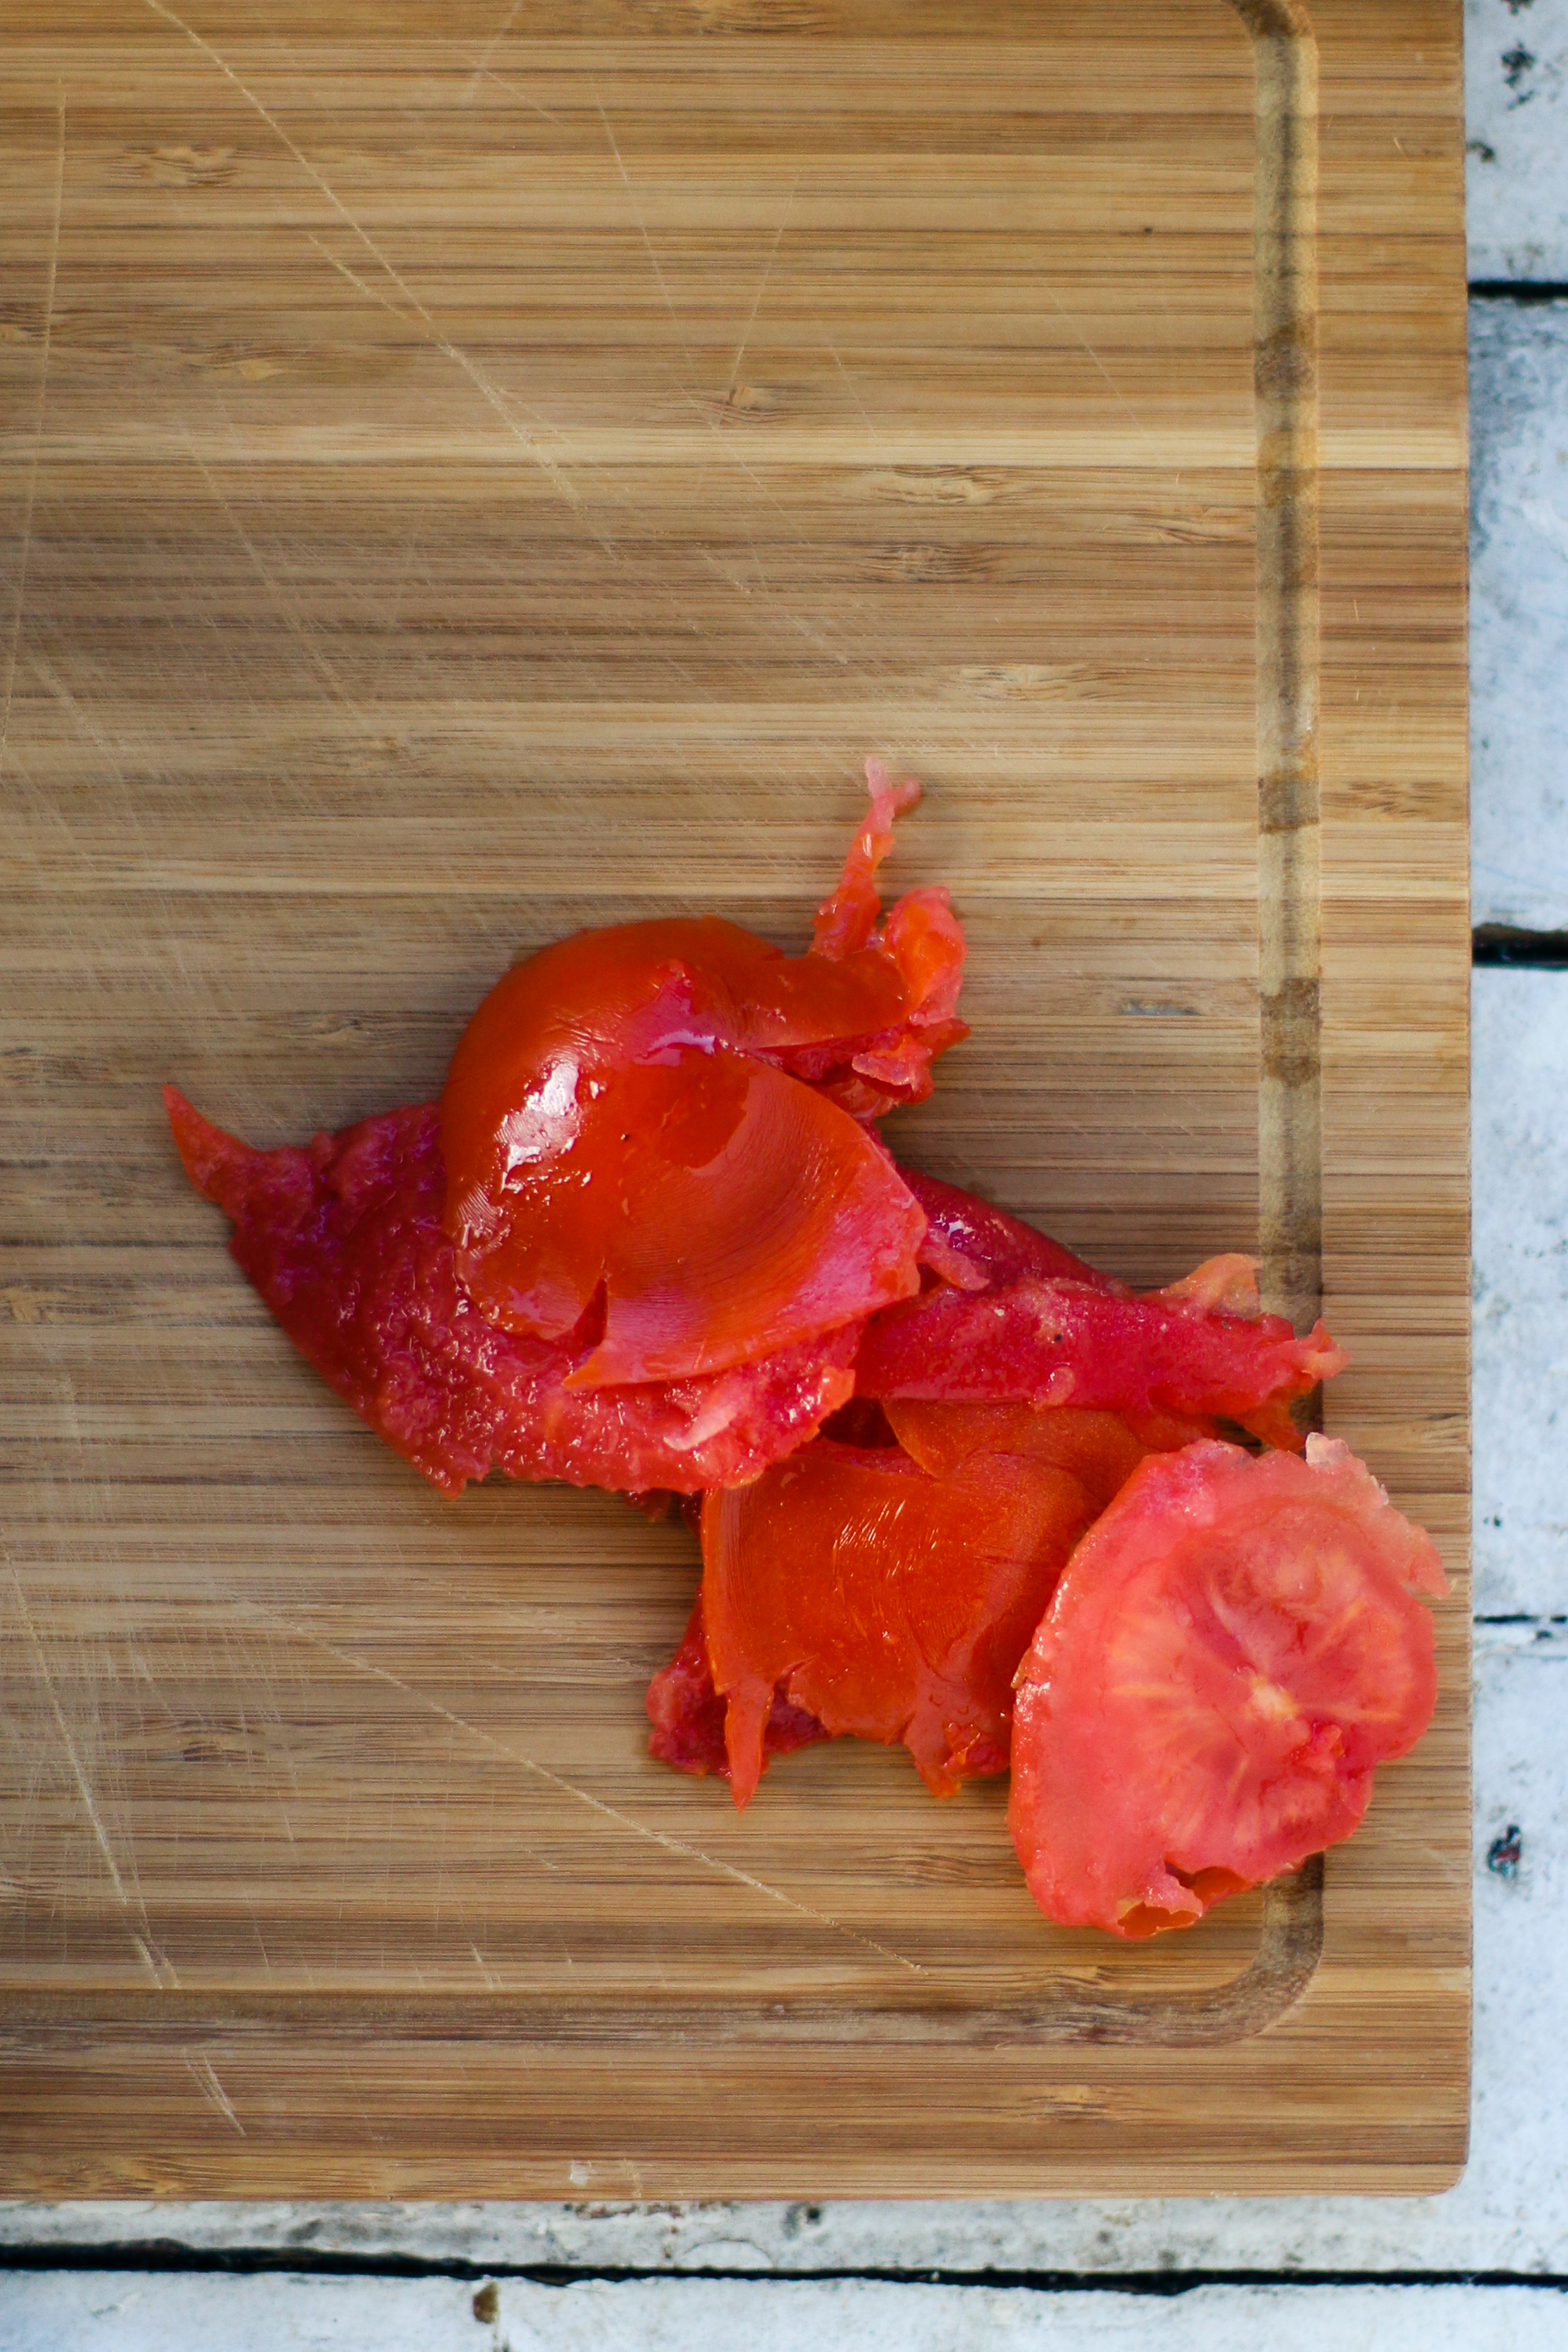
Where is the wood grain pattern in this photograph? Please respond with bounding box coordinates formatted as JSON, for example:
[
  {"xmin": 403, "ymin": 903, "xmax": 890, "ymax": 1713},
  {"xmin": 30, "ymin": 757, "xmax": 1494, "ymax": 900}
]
[{"xmin": 0, "ymin": 0, "xmax": 1468, "ymax": 2193}]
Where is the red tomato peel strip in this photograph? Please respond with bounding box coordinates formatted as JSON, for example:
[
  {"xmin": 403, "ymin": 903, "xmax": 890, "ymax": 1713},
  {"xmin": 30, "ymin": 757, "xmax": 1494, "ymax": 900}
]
[
  {"xmin": 883, "ymin": 1397, "xmax": 1210, "ymax": 1490},
  {"xmin": 853, "ymin": 1261, "xmax": 1345, "ymax": 1448},
  {"xmin": 810, "ymin": 758, "xmax": 921, "ymax": 959},
  {"xmin": 1007, "ymin": 1436, "xmax": 1449, "ymax": 1938},
  {"xmin": 439, "ymin": 762, "xmax": 966, "ymax": 1384},
  {"xmin": 696, "ymin": 1404, "xmax": 1194, "ymax": 1806},
  {"xmin": 904, "ymin": 1169, "xmax": 1115, "ymax": 1294},
  {"xmin": 165, "ymin": 1088, "xmax": 855, "ymax": 1498}
]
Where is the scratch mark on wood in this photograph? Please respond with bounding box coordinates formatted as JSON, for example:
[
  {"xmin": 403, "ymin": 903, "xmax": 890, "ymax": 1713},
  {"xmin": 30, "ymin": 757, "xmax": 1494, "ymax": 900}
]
[
  {"xmin": 178, "ymin": 427, "xmax": 378, "ymax": 730},
  {"xmin": 132, "ymin": 1936, "xmax": 164, "ymax": 1985},
  {"xmin": 584, "ymin": 86, "xmax": 873, "ymax": 676},
  {"xmin": 0, "ymin": 87, "xmax": 64, "ymax": 781},
  {"xmin": 1036, "ymin": 274, "xmax": 1165, "ymax": 473},
  {"xmin": 144, "ymin": 0, "xmax": 605, "ymax": 544},
  {"xmin": 455, "ymin": 0, "xmax": 556, "ymax": 115},
  {"xmin": 459, "ymin": 59, "xmax": 564, "ymax": 123},
  {"xmin": 184, "ymin": 2051, "xmax": 245, "ymax": 2134},
  {"xmin": 6, "ymin": 1566, "xmax": 126, "ymax": 1907},
  {"xmin": 235, "ymin": 1598, "xmax": 929, "ymax": 1979},
  {"xmin": 4, "ymin": 1560, "xmax": 184, "ymax": 1988},
  {"xmin": 25, "ymin": 647, "xmax": 159, "ymax": 879},
  {"xmin": 295, "ymin": 231, "xmax": 608, "ymax": 550},
  {"xmin": 592, "ymin": 86, "xmax": 697, "ymax": 377},
  {"xmin": 816, "ymin": 320, "xmax": 896, "ymax": 467},
  {"xmin": 725, "ymin": 175, "xmax": 799, "ymax": 397}
]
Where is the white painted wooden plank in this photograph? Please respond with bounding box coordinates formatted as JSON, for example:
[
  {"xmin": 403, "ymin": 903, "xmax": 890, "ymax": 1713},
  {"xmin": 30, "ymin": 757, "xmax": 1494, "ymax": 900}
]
[
  {"xmin": 1474, "ymin": 970, "xmax": 1568, "ymax": 1610},
  {"xmin": 1465, "ymin": 0, "xmax": 1568, "ymax": 281},
  {"xmin": 1470, "ymin": 302, "xmax": 1568, "ymax": 933},
  {"xmin": 1, "ymin": 1633, "xmax": 1554, "ymax": 2277},
  {"xmin": 3, "ymin": 2272, "xmax": 1567, "ymax": 2352}
]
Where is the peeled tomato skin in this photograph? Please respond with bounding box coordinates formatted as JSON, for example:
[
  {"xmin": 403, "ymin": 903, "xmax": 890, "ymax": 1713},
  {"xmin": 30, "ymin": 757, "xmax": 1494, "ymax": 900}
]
[
  {"xmin": 437, "ymin": 762, "xmax": 966, "ymax": 1386},
  {"xmin": 696, "ymin": 1404, "xmax": 1193, "ymax": 1808},
  {"xmin": 902, "ymin": 1170, "xmax": 1117, "ymax": 1294},
  {"xmin": 440, "ymin": 960, "xmax": 927, "ymax": 1383},
  {"xmin": 1007, "ymin": 1436, "xmax": 1449, "ymax": 1938},
  {"xmin": 645, "ymin": 1591, "xmax": 832, "ymax": 1781},
  {"xmin": 549, "ymin": 1050, "xmax": 927, "ymax": 1388},
  {"xmin": 853, "ymin": 1267, "xmax": 1345, "ymax": 1447},
  {"xmin": 812, "ymin": 765, "xmax": 921, "ymax": 959},
  {"xmin": 164, "ymin": 1089, "xmax": 857, "ymax": 1498},
  {"xmin": 883, "ymin": 1398, "xmax": 1203, "ymax": 1497},
  {"xmin": 702, "ymin": 1442, "xmax": 1033, "ymax": 1806}
]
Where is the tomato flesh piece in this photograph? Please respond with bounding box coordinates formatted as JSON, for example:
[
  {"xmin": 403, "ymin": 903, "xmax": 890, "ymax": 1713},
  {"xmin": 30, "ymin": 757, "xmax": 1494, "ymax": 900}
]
[
  {"xmin": 1007, "ymin": 1436, "xmax": 1449, "ymax": 1938},
  {"xmin": 698, "ymin": 1403, "xmax": 1189, "ymax": 1806},
  {"xmin": 440, "ymin": 763, "xmax": 964, "ymax": 1382},
  {"xmin": 164, "ymin": 1088, "xmax": 855, "ymax": 1497}
]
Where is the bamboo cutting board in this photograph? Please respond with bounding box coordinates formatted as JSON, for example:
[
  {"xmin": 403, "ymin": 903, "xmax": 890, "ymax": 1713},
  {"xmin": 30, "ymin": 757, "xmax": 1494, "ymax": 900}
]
[{"xmin": 0, "ymin": 0, "xmax": 1468, "ymax": 2194}]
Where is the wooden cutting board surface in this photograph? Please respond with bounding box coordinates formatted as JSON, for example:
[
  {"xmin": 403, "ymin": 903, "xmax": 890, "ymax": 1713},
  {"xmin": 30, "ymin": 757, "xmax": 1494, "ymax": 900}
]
[{"xmin": 0, "ymin": 0, "xmax": 1468, "ymax": 2195}]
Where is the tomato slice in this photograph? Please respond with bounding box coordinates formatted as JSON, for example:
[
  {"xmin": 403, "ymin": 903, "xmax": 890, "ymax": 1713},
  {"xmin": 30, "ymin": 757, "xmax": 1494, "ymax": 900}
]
[
  {"xmin": 165, "ymin": 1089, "xmax": 856, "ymax": 1497},
  {"xmin": 853, "ymin": 1258, "xmax": 1345, "ymax": 1449},
  {"xmin": 698, "ymin": 1402, "xmax": 1189, "ymax": 1806},
  {"xmin": 1007, "ymin": 1436, "xmax": 1449, "ymax": 1938},
  {"xmin": 439, "ymin": 762, "xmax": 966, "ymax": 1382}
]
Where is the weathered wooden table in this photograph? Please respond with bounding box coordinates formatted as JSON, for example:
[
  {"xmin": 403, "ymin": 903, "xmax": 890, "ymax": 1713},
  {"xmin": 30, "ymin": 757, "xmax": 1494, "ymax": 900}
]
[{"xmin": 2, "ymin": 0, "xmax": 1567, "ymax": 2339}]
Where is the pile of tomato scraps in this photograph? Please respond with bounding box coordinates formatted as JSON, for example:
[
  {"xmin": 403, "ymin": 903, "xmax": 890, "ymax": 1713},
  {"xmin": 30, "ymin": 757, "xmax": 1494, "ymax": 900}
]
[
  {"xmin": 650, "ymin": 1397, "xmax": 1445, "ymax": 1940},
  {"xmin": 167, "ymin": 763, "xmax": 961, "ymax": 1492},
  {"xmin": 167, "ymin": 759, "xmax": 1445, "ymax": 1939}
]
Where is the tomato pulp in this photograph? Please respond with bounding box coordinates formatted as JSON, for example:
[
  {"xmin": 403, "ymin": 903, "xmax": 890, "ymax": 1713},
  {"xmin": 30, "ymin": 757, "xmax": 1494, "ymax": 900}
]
[{"xmin": 165, "ymin": 1090, "xmax": 858, "ymax": 1497}]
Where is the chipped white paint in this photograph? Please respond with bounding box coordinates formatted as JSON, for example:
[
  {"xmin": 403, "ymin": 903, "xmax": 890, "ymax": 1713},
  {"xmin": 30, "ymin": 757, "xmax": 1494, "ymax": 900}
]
[
  {"xmin": 1471, "ymin": 302, "xmax": 1568, "ymax": 931},
  {"xmin": 4, "ymin": 2272, "xmax": 1568, "ymax": 2352},
  {"xmin": 1466, "ymin": 0, "xmax": 1568, "ymax": 281}
]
